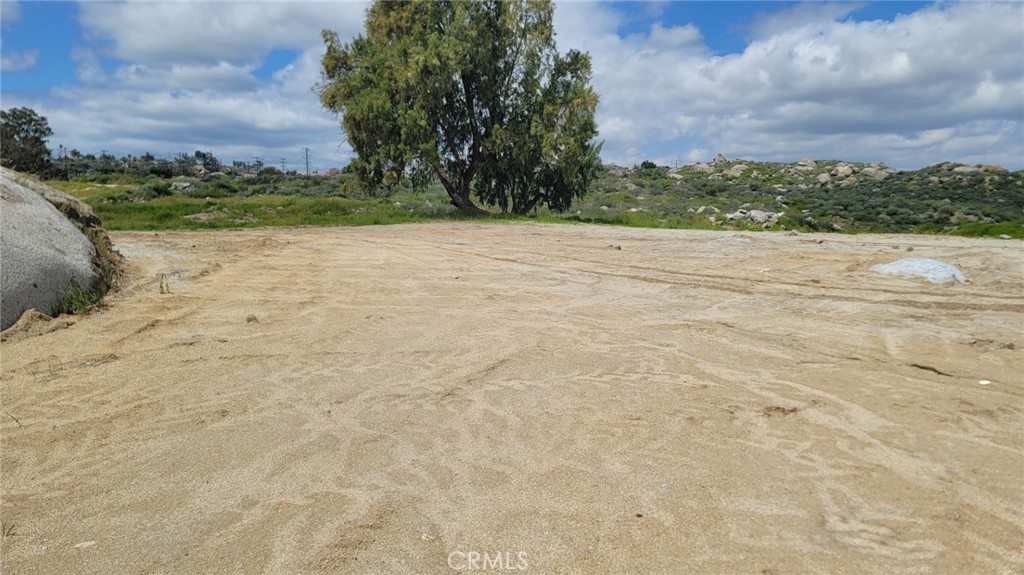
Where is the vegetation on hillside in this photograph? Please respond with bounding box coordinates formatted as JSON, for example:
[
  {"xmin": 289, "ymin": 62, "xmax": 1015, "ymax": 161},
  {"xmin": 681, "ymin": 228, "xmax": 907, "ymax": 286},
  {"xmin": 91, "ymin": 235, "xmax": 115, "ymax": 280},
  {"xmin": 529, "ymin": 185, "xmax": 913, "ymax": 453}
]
[{"xmin": 40, "ymin": 154, "xmax": 1023, "ymax": 238}]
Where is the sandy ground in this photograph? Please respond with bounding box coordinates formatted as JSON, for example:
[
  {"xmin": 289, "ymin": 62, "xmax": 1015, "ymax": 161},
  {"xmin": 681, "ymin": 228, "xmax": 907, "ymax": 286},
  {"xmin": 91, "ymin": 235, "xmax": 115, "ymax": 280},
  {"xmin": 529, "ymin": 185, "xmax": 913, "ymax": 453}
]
[{"xmin": 1, "ymin": 223, "xmax": 1022, "ymax": 574}]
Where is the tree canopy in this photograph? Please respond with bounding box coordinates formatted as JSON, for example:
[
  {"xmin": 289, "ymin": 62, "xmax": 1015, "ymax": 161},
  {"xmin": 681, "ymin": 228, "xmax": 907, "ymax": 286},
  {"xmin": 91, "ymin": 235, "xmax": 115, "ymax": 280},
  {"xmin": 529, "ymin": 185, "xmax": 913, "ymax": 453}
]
[
  {"xmin": 318, "ymin": 0, "xmax": 601, "ymax": 214},
  {"xmin": 1, "ymin": 107, "xmax": 54, "ymax": 176}
]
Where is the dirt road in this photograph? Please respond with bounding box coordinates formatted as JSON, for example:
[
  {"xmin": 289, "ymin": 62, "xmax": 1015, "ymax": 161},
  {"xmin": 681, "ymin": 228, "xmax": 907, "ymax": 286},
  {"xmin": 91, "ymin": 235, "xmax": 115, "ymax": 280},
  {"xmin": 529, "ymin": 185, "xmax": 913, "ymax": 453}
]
[{"xmin": 2, "ymin": 223, "xmax": 1021, "ymax": 574}]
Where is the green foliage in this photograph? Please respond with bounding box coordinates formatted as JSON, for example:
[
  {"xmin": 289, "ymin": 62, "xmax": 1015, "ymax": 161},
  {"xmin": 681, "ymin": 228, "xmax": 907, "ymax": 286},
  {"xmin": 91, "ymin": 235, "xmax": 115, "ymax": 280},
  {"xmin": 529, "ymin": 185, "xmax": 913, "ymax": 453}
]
[
  {"xmin": 1, "ymin": 107, "xmax": 54, "ymax": 175},
  {"xmin": 50, "ymin": 277, "xmax": 110, "ymax": 317},
  {"xmin": 41, "ymin": 155, "xmax": 1021, "ymax": 240},
  {"xmin": 318, "ymin": 0, "xmax": 601, "ymax": 214}
]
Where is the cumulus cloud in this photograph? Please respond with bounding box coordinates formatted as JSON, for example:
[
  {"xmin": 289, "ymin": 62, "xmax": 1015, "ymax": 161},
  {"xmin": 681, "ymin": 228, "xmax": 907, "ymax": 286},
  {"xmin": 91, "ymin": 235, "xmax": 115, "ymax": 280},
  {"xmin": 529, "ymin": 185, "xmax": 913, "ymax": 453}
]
[
  {"xmin": 555, "ymin": 1, "xmax": 1024, "ymax": 169},
  {"xmin": 38, "ymin": 1, "xmax": 370, "ymax": 170},
  {"xmin": 77, "ymin": 1, "xmax": 368, "ymax": 66},
  {"xmin": 1, "ymin": 0, "xmax": 21, "ymax": 26},
  {"xmin": 7, "ymin": 0, "xmax": 1022, "ymax": 171},
  {"xmin": 1, "ymin": 49, "xmax": 38, "ymax": 72}
]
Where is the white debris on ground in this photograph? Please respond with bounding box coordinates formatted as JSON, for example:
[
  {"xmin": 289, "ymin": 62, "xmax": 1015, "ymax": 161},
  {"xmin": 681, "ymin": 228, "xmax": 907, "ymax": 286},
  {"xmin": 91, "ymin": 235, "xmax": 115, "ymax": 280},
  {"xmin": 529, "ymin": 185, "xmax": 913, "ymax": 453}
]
[{"xmin": 870, "ymin": 258, "xmax": 967, "ymax": 283}]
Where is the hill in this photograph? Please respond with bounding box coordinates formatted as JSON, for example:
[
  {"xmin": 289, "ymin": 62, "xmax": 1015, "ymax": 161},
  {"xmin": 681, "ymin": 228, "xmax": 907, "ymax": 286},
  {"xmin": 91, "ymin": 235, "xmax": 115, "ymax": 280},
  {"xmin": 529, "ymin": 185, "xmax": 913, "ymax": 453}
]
[{"xmin": 577, "ymin": 156, "xmax": 1023, "ymax": 237}]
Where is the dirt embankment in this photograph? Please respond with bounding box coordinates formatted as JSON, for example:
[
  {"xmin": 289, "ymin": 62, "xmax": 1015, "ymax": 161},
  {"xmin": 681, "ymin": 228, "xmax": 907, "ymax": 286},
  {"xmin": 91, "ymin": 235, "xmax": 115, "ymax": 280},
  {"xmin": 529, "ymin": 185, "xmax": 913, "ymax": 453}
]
[{"xmin": 2, "ymin": 223, "xmax": 1021, "ymax": 574}]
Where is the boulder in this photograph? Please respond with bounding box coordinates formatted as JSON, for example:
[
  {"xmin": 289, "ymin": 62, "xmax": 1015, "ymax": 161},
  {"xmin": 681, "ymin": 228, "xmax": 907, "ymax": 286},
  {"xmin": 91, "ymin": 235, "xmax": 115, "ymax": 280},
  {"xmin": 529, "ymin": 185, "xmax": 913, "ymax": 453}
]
[
  {"xmin": 712, "ymin": 153, "xmax": 728, "ymax": 165},
  {"xmin": 798, "ymin": 156, "xmax": 816, "ymax": 168},
  {"xmin": 816, "ymin": 173, "xmax": 832, "ymax": 185},
  {"xmin": 725, "ymin": 164, "xmax": 747, "ymax": 177},
  {"xmin": 0, "ymin": 168, "xmax": 119, "ymax": 330},
  {"xmin": 861, "ymin": 166, "xmax": 891, "ymax": 181},
  {"xmin": 832, "ymin": 164, "xmax": 854, "ymax": 178},
  {"xmin": 746, "ymin": 210, "xmax": 776, "ymax": 224}
]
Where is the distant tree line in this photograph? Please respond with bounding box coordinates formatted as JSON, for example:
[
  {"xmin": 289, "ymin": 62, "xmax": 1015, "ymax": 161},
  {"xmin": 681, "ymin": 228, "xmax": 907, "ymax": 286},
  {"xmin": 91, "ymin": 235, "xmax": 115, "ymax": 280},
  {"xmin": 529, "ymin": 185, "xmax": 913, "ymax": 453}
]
[{"xmin": 0, "ymin": 106, "xmax": 285, "ymax": 180}]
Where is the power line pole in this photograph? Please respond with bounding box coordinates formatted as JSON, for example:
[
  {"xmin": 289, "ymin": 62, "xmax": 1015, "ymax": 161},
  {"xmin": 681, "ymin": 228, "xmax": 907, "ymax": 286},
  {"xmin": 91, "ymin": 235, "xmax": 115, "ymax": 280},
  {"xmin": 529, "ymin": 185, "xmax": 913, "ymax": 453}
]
[
  {"xmin": 280, "ymin": 157, "xmax": 286, "ymax": 172},
  {"xmin": 304, "ymin": 147, "xmax": 310, "ymax": 175}
]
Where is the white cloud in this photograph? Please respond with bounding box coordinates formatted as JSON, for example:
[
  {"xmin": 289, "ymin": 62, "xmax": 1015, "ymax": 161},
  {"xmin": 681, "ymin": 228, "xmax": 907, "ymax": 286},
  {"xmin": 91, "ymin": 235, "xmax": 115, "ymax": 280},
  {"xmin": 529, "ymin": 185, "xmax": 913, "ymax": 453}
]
[
  {"xmin": 554, "ymin": 1, "xmax": 1024, "ymax": 169},
  {"xmin": 1, "ymin": 1, "xmax": 21, "ymax": 26},
  {"xmin": 35, "ymin": 1, "xmax": 371, "ymax": 170},
  {"xmin": 1, "ymin": 49, "xmax": 38, "ymax": 72},
  {"xmin": 77, "ymin": 1, "xmax": 368, "ymax": 66},
  {"xmin": 745, "ymin": 2, "xmax": 864, "ymax": 41},
  {"xmin": 9, "ymin": 1, "xmax": 1022, "ymax": 172}
]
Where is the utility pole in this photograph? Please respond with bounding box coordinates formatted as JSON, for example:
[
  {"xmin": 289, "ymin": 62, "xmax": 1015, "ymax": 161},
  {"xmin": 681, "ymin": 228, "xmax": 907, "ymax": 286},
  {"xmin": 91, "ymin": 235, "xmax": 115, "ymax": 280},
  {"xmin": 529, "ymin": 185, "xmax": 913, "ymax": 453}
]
[
  {"xmin": 280, "ymin": 157, "xmax": 286, "ymax": 172},
  {"xmin": 304, "ymin": 147, "xmax": 310, "ymax": 175}
]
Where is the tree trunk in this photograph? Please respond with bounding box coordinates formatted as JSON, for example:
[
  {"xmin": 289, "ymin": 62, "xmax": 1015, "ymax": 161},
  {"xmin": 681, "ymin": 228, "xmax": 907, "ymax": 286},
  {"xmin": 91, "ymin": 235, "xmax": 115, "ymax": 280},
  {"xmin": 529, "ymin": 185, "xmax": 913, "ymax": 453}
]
[
  {"xmin": 436, "ymin": 167, "xmax": 483, "ymax": 213},
  {"xmin": 513, "ymin": 192, "xmax": 544, "ymax": 215}
]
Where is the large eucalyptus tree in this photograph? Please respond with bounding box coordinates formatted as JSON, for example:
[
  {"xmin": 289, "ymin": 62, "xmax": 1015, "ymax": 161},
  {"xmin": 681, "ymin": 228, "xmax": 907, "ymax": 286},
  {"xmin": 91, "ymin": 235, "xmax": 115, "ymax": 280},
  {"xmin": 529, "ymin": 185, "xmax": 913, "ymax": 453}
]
[{"xmin": 318, "ymin": 0, "xmax": 601, "ymax": 214}]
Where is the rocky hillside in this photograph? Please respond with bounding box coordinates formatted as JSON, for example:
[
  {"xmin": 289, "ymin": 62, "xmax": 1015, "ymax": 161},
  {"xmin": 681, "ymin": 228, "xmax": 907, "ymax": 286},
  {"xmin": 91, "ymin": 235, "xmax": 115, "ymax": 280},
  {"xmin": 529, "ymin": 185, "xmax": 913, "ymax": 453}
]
[{"xmin": 576, "ymin": 155, "xmax": 1023, "ymax": 237}]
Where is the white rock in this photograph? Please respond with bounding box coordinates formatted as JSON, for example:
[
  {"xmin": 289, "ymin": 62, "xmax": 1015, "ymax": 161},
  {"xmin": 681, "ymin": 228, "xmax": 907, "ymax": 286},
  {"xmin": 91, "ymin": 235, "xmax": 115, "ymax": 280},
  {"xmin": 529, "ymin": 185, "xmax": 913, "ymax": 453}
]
[
  {"xmin": 746, "ymin": 210, "xmax": 776, "ymax": 224},
  {"xmin": 870, "ymin": 258, "xmax": 967, "ymax": 284},
  {"xmin": 725, "ymin": 164, "xmax": 747, "ymax": 177}
]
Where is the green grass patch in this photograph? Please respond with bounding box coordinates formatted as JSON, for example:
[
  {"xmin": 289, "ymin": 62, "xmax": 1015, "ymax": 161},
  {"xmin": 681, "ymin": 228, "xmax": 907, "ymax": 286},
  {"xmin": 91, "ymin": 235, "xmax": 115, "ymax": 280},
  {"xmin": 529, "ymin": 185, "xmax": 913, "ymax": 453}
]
[
  {"xmin": 50, "ymin": 279, "xmax": 107, "ymax": 317},
  {"xmin": 914, "ymin": 221, "xmax": 1024, "ymax": 239},
  {"xmin": 86, "ymin": 195, "xmax": 495, "ymax": 230}
]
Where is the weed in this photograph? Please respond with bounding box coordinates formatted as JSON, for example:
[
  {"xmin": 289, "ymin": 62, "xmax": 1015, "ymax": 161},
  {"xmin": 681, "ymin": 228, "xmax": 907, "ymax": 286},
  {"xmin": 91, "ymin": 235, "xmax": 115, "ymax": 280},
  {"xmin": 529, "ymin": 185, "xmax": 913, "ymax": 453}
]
[{"xmin": 50, "ymin": 280, "xmax": 103, "ymax": 316}]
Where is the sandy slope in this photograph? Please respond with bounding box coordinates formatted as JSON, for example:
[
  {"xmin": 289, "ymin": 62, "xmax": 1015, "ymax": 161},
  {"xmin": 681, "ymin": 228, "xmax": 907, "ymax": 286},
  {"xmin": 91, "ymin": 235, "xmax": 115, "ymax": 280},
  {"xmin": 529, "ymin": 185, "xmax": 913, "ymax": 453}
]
[{"xmin": 1, "ymin": 223, "xmax": 1021, "ymax": 574}]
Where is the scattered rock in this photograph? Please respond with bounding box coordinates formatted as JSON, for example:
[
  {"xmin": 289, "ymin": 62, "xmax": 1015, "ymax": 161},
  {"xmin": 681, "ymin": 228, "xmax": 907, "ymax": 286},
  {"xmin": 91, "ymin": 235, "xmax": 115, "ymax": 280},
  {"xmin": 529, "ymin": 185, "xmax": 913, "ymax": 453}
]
[
  {"xmin": 712, "ymin": 153, "xmax": 728, "ymax": 165},
  {"xmin": 798, "ymin": 156, "xmax": 816, "ymax": 168},
  {"xmin": 816, "ymin": 173, "xmax": 832, "ymax": 185},
  {"xmin": 246, "ymin": 314, "xmax": 259, "ymax": 323},
  {"xmin": 999, "ymin": 234, "xmax": 1012, "ymax": 240}
]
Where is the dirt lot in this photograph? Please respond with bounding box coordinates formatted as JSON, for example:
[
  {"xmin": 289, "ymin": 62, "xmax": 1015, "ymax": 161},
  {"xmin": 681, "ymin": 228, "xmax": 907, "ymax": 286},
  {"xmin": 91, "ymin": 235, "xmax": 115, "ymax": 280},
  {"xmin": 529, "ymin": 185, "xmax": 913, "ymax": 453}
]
[{"xmin": 2, "ymin": 223, "xmax": 1021, "ymax": 574}]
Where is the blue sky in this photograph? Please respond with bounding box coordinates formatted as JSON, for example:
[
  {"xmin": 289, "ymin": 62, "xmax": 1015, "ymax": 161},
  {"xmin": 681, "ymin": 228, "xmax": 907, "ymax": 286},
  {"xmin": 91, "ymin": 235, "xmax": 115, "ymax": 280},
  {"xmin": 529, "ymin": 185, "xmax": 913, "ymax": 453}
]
[{"xmin": 2, "ymin": 1, "xmax": 1022, "ymax": 171}]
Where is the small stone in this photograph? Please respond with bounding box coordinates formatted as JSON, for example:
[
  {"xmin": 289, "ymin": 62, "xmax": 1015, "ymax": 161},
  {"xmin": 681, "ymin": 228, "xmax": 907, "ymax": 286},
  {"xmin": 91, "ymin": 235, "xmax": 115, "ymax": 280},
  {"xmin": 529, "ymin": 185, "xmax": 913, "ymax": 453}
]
[
  {"xmin": 246, "ymin": 314, "xmax": 259, "ymax": 323},
  {"xmin": 999, "ymin": 234, "xmax": 1012, "ymax": 240},
  {"xmin": 74, "ymin": 541, "xmax": 97, "ymax": 549}
]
